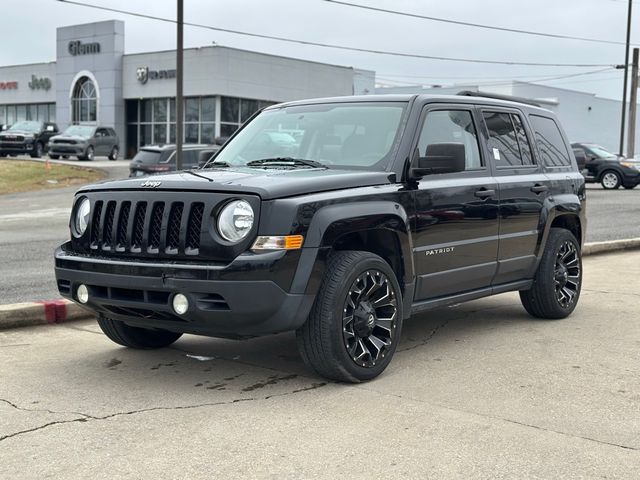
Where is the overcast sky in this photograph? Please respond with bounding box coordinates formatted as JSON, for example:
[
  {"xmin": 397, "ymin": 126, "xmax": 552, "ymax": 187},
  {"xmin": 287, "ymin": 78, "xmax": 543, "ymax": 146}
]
[{"xmin": 2, "ymin": 0, "xmax": 638, "ymax": 100}]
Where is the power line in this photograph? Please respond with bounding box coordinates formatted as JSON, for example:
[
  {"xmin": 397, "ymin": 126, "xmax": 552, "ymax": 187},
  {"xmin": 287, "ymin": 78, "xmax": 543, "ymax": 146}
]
[
  {"xmin": 55, "ymin": 0, "xmax": 617, "ymax": 67},
  {"xmin": 323, "ymin": 0, "xmax": 639, "ymax": 47}
]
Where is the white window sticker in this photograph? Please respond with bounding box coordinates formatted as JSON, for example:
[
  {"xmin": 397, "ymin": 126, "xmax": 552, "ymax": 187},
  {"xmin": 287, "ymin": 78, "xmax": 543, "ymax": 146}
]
[{"xmin": 492, "ymin": 148, "xmax": 501, "ymax": 160}]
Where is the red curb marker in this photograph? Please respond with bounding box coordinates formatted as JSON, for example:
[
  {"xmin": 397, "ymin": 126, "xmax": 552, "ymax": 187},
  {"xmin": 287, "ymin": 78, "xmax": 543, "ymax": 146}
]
[{"xmin": 36, "ymin": 300, "xmax": 68, "ymax": 324}]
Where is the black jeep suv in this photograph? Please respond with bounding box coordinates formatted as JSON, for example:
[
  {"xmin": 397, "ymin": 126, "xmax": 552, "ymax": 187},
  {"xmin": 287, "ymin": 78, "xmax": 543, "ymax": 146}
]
[
  {"xmin": 54, "ymin": 94, "xmax": 586, "ymax": 382},
  {"xmin": 0, "ymin": 120, "xmax": 59, "ymax": 158}
]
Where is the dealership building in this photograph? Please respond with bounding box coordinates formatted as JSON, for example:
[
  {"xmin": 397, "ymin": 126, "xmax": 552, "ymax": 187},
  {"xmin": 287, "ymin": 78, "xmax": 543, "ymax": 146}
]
[{"xmin": 0, "ymin": 20, "xmax": 375, "ymax": 158}]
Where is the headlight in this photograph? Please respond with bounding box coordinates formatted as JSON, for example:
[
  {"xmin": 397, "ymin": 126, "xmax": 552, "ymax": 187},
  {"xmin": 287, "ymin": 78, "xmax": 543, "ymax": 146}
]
[
  {"xmin": 621, "ymin": 161, "xmax": 640, "ymax": 171},
  {"xmin": 217, "ymin": 200, "xmax": 254, "ymax": 242},
  {"xmin": 74, "ymin": 197, "xmax": 91, "ymax": 237}
]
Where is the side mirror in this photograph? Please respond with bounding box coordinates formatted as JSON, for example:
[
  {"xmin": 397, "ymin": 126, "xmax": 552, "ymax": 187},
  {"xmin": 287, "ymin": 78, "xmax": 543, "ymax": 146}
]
[{"xmin": 412, "ymin": 143, "xmax": 466, "ymax": 177}]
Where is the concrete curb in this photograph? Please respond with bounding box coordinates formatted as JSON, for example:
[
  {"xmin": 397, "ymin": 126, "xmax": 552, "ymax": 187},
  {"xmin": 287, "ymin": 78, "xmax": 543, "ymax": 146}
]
[
  {"xmin": 1, "ymin": 238, "xmax": 639, "ymax": 332},
  {"xmin": 0, "ymin": 299, "xmax": 93, "ymax": 331},
  {"xmin": 583, "ymin": 238, "xmax": 640, "ymax": 256}
]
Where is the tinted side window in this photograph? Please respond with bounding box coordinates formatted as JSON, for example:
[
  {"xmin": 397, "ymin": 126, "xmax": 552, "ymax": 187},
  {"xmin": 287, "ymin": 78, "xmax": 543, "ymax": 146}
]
[
  {"xmin": 95, "ymin": 128, "xmax": 107, "ymax": 137},
  {"xmin": 108, "ymin": 128, "xmax": 117, "ymax": 137},
  {"xmin": 529, "ymin": 115, "xmax": 571, "ymax": 167},
  {"xmin": 182, "ymin": 150, "xmax": 200, "ymax": 168},
  {"xmin": 482, "ymin": 111, "xmax": 524, "ymax": 167},
  {"xmin": 417, "ymin": 110, "xmax": 482, "ymax": 170},
  {"xmin": 511, "ymin": 114, "xmax": 533, "ymax": 165}
]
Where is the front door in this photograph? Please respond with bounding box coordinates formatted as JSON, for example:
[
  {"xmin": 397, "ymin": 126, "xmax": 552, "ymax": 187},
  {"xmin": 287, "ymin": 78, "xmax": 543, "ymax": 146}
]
[{"xmin": 412, "ymin": 106, "xmax": 499, "ymax": 301}]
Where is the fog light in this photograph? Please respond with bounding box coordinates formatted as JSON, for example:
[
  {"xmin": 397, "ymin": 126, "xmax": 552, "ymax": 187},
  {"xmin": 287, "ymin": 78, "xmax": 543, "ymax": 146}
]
[
  {"xmin": 172, "ymin": 293, "xmax": 189, "ymax": 315},
  {"xmin": 77, "ymin": 284, "xmax": 89, "ymax": 304}
]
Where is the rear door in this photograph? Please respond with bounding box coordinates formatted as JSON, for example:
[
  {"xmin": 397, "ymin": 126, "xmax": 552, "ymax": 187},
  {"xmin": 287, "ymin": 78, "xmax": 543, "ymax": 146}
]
[
  {"xmin": 412, "ymin": 105, "xmax": 499, "ymax": 301},
  {"xmin": 94, "ymin": 128, "xmax": 109, "ymax": 155},
  {"xmin": 479, "ymin": 108, "xmax": 550, "ymax": 285}
]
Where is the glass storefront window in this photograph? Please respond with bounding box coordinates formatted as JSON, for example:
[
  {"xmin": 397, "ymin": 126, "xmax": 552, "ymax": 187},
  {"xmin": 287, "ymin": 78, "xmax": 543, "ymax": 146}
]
[
  {"xmin": 201, "ymin": 123, "xmax": 215, "ymax": 144},
  {"xmin": 141, "ymin": 99, "xmax": 152, "ymax": 123},
  {"xmin": 153, "ymin": 99, "xmax": 167, "ymax": 123},
  {"xmin": 0, "ymin": 105, "xmax": 5, "ymax": 125},
  {"xmin": 202, "ymin": 97, "xmax": 215, "ymax": 122},
  {"xmin": 153, "ymin": 124, "xmax": 167, "ymax": 145},
  {"xmin": 185, "ymin": 123, "xmax": 199, "ymax": 143},
  {"xmin": 185, "ymin": 98, "xmax": 199, "ymax": 122},
  {"xmin": 221, "ymin": 124, "xmax": 237, "ymax": 138},
  {"xmin": 7, "ymin": 106, "xmax": 15, "ymax": 125},
  {"xmin": 241, "ymin": 99, "xmax": 259, "ymax": 123},
  {"xmin": 37, "ymin": 104, "xmax": 47, "ymax": 122},
  {"xmin": 16, "ymin": 105, "xmax": 26, "ymax": 121},
  {"xmin": 221, "ymin": 97, "xmax": 239, "ymax": 123},
  {"xmin": 170, "ymin": 98, "xmax": 176, "ymax": 122},
  {"xmin": 140, "ymin": 124, "xmax": 152, "ymax": 147}
]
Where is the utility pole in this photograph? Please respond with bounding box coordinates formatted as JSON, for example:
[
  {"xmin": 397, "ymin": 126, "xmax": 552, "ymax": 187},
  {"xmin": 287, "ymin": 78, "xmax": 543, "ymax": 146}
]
[
  {"xmin": 176, "ymin": 0, "xmax": 184, "ymax": 170},
  {"xmin": 618, "ymin": 0, "xmax": 633, "ymax": 156},
  {"xmin": 627, "ymin": 48, "xmax": 639, "ymax": 159}
]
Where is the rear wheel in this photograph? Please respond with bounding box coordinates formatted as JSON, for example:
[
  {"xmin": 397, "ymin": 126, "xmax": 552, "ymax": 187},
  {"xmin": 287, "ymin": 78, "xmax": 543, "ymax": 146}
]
[
  {"xmin": 108, "ymin": 146, "xmax": 119, "ymax": 161},
  {"xmin": 97, "ymin": 315, "xmax": 182, "ymax": 349},
  {"xmin": 520, "ymin": 228, "xmax": 582, "ymax": 319},
  {"xmin": 296, "ymin": 251, "xmax": 403, "ymax": 383},
  {"xmin": 601, "ymin": 170, "xmax": 621, "ymax": 189}
]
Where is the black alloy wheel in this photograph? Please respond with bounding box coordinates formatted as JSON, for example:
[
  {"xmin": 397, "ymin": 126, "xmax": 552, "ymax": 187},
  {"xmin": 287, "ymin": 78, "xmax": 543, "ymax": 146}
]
[
  {"xmin": 296, "ymin": 250, "xmax": 403, "ymax": 383},
  {"xmin": 553, "ymin": 240, "xmax": 581, "ymax": 308},
  {"xmin": 342, "ymin": 270, "xmax": 398, "ymax": 368}
]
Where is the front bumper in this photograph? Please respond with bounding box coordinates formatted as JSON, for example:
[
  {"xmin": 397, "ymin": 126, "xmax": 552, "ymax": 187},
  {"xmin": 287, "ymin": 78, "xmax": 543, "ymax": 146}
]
[
  {"xmin": 622, "ymin": 169, "xmax": 640, "ymax": 187},
  {"xmin": 0, "ymin": 142, "xmax": 33, "ymax": 153},
  {"xmin": 54, "ymin": 245, "xmax": 315, "ymax": 338},
  {"xmin": 49, "ymin": 144, "xmax": 85, "ymax": 155}
]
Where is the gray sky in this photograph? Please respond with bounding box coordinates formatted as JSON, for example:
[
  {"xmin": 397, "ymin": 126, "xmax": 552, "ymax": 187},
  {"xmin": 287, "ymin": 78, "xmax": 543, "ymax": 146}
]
[{"xmin": 2, "ymin": 0, "xmax": 638, "ymax": 99}]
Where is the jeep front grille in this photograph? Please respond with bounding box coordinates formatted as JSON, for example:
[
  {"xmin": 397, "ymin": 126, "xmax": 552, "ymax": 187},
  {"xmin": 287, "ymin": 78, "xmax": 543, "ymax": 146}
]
[{"xmin": 89, "ymin": 199, "xmax": 205, "ymax": 256}]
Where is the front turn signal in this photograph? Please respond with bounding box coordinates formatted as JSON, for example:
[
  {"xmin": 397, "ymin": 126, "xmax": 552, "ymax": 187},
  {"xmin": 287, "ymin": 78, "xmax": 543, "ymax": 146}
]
[{"xmin": 251, "ymin": 235, "xmax": 304, "ymax": 251}]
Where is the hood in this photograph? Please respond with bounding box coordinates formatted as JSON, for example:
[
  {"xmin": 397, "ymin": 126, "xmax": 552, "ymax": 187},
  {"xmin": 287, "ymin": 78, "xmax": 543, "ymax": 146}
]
[
  {"xmin": 77, "ymin": 167, "xmax": 394, "ymax": 200},
  {"xmin": 0, "ymin": 130, "xmax": 33, "ymax": 136},
  {"xmin": 51, "ymin": 134, "xmax": 89, "ymax": 142}
]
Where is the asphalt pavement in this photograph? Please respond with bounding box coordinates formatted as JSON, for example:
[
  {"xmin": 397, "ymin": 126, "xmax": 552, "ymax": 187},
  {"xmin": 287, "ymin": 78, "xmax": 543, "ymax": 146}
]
[
  {"xmin": 0, "ymin": 157, "xmax": 638, "ymax": 304},
  {"xmin": 1, "ymin": 251, "xmax": 639, "ymax": 478}
]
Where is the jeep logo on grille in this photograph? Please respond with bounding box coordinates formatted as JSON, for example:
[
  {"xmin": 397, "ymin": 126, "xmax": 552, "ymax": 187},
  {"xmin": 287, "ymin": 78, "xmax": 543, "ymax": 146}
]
[{"xmin": 141, "ymin": 180, "xmax": 162, "ymax": 188}]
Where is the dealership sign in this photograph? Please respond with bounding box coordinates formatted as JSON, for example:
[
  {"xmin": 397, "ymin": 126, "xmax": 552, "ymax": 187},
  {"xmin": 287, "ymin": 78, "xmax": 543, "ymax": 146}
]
[
  {"xmin": 136, "ymin": 66, "xmax": 177, "ymax": 85},
  {"xmin": 28, "ymin": 75, "xmax": 51, "ymax": 91},
  {"xmin": 0, "ymin": 81, "xmax": 18, "ymax": 90},
  {"xmin": 68, "ymin": 40, "xmax": 101, "ymax": 56}
]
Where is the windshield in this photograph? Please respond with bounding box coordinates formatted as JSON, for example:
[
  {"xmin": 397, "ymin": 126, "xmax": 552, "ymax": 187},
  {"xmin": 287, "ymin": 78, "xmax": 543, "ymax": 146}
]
[
  {"xmin": 208, "ymin": 102, "xmax": 407, "ymax": 170},
  {"xmin": 584, "ymin": 144, "xmax": 617, "ymax": 159},
  {"xmin": 132, "ymin": 149, "xmax": 163, "ymax": 164},
  {"xmin": 63, "ymin": 125, "xmax": 95, "ymax": 137},
  {"xmin": 9, "ymin": 121, "xmax": 42, "ymax": 133}
]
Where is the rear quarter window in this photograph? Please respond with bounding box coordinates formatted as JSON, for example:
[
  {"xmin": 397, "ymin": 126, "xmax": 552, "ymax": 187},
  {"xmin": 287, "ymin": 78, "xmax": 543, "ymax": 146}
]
[{"xmin": 529, "ymin": 115, "xmax": 572, "ymax": 167}]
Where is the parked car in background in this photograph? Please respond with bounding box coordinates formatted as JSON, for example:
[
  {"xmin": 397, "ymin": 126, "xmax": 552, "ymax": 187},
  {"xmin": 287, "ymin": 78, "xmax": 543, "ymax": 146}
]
[
  {"xmin": 0, "ymin": 120, "xmax": 59, "ymax": 158},
  {"xmin": 49, "ymin": 125, "xmax": 119, "ymax": 161},
  {"xmin": 128, "ymin": 144, "xmax": 219, "ymax": 177},
  {"xmin": 571, "ymin": 142, "xmax": 640, "ymax": 190}
]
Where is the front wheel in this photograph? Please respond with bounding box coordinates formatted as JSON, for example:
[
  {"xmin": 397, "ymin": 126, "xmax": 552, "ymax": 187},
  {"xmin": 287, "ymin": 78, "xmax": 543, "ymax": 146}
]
[
  {"xmin": 97, "ymin": 315, "xmax": 182, "ymax": 349},
  {"xmin": 296, "ymin": 251, "xmax": 403, "ymax": 383},
  {"xmin": 520, "ymin": 228, "xmax": 582, "ymax": 319},
  {"xmin": 30, "ymin": 142, "xmax": 43, "ymax": 158},
  {"xmin": 81, "ymin": 146, "xmax": 94, "ymax": 161},
  {"xmin": 601, "ymin": 170, "xmax": 621, "ymax": 189}
]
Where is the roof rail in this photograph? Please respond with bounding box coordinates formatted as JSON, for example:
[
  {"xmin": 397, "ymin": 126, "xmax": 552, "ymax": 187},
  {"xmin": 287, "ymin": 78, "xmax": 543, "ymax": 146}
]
[{"xmin": 456, "ymin": 90, "xmax": 541, "ymax": 108}]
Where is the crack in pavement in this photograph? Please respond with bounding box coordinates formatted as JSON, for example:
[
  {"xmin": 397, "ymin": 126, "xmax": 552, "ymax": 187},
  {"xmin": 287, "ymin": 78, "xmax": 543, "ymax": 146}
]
[
  {"xmin": 353, "ymin": 387, "xmax": 639, "ymax": 452},
  {"xmin": 582, "ymin": 288, "xmax": 640, "ymax": 299},
  {"xmin": 0, "ymin": 382, "xmax": 329, "ymax": 444},
  {"xmin": 399, "ymin": 319, "xmax": 451, "ymax": 353}
]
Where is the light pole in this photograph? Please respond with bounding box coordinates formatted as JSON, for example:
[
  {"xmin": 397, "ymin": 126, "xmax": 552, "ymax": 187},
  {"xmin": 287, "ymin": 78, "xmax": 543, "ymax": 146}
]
[
  {"xmin": 176, "ymin": 0, "xmax": 184, "ymax": 170},
  {"xmin": 618, "ymin": 0, "xmax": 633, "ymax": 156}
]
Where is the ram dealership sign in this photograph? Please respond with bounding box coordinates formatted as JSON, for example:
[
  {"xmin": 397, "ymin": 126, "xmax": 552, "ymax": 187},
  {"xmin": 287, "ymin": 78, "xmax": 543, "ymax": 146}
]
[
  {"xmin": 136, "ymin": 66, "xmax": 177, "ymax": 85},
  {"xmin": 0, "ymin": 81, "xmax": 18, "ymax": 90},
  {"xmin": 68, "ymin": 40, "xmax": 101, "ymax": 56}
]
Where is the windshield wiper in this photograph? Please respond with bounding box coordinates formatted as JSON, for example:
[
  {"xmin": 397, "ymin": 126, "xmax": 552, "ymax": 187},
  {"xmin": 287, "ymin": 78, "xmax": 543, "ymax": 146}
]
[
  {"xmin": 246, "ymin": 157, "xmax": 327, "ymax": 169},
  {"xmin": 201, "ymin": 161, "xmax": 230, "ymax": 169},
  {"xmin": 182, "ymin": 170, "xmax": 214, "ymax": 182}
]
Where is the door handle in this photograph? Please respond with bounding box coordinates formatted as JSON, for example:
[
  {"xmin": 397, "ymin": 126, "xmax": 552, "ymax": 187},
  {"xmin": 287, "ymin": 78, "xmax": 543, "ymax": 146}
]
[
  {"xmin": 530, "ymin": 184, "xmax": 549, "ymax": 194},
  {"xmin": 474, "ymin": 188, "xmax": 495, "ymax": 199}
]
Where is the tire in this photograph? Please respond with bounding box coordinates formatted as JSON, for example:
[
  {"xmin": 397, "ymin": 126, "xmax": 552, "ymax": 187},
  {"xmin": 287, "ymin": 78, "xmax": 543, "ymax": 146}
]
[
  {"xmin": 80, "ymin": 146, "xmax": 95, "ymax": 161},
  {"xmin": 49, "ymin": 154, "xmax": 60, "ymax": 160},
  {"xmin": 296, "ymin": 251, "xmax": 403, "ymax": 383},
  {"xmin": 520, "ymin": 228, "xmax": 582, "ymax": 319},
  {"xmin": 108, "ymin": 146, "xmax": 119, "ymax": 161},
  {"xmin": 30, "ymin": 142, "xmax": 43, "ymax": 159},
  {"xmin": 600, "ymin": 170, "xmax": 621, "ymax": 189},
  {"xmin": 62, "ymin": 155, "xmax": 69, "ymax": 159},
  {"xmin": 97, "ymin": 315, "xmax": 182, "ymax": 349}
]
